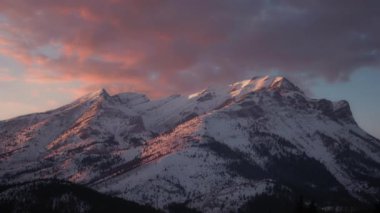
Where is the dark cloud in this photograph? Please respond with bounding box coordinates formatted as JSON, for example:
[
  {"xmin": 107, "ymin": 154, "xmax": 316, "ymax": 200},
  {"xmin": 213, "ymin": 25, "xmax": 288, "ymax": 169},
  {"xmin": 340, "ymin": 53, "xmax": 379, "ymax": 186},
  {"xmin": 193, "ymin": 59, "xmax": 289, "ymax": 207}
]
[{"xmin": 0, "ymin": 0, "xmax": 379, "ymax": 96}]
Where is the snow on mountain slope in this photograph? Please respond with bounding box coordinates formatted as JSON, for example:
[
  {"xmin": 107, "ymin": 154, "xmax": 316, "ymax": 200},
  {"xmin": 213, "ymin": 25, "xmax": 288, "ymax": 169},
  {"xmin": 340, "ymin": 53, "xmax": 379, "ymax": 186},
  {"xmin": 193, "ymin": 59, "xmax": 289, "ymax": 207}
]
[{"xmin": 1, "ymin": 76, "xmax": 379, "ymax": 212}]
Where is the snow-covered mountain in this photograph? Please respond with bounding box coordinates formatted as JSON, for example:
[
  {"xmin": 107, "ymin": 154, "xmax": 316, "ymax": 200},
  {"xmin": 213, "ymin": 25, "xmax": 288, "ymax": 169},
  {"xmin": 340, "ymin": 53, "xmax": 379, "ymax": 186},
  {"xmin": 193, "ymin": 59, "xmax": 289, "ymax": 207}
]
[{"xmin": 1, "ymin": 76, "xmax": 379, "ymax": 212}]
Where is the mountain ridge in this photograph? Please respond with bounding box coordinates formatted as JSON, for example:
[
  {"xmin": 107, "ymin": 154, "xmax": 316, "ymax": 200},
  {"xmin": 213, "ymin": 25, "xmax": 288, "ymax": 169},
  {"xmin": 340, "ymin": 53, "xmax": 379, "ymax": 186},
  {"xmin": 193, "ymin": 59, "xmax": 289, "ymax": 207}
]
[{"xmin": 0, "ymin": 75, "xmax": 379, "ymax": 212}]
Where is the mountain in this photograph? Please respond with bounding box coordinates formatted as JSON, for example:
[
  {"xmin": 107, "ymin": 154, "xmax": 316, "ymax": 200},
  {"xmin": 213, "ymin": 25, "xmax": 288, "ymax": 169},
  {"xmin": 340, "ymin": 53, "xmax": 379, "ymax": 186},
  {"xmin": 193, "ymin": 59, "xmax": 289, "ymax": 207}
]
[
  {"xmin": 0, "ymin": 179, "xmax": 161, "ymax": 213},
  {"xmin": 0, "ymin": 76, "xmax": 379, "ymax": 212}
]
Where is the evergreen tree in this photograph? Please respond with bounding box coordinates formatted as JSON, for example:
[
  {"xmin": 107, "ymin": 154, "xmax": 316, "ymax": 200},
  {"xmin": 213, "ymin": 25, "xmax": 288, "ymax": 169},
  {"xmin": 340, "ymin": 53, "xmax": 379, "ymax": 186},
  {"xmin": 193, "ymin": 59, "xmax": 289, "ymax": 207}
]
[
  {"xmin": 307, "ymin": 200, "xmax": 317, "ymax": 213},
  {"xmin": 374, "ymin": 202, "xmax": 380, "ymax": 213},
  {"xmin": 295, "ymin": 195, "xmax": 304, "ymax": 213}
]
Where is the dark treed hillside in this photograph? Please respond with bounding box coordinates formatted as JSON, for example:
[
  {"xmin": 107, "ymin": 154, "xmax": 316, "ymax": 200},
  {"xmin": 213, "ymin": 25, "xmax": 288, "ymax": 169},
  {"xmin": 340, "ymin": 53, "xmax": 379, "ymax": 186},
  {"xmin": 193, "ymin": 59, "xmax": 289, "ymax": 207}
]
[{"xmin": 0, "ymin": 179, "xmax": 162, "ymax": 213}]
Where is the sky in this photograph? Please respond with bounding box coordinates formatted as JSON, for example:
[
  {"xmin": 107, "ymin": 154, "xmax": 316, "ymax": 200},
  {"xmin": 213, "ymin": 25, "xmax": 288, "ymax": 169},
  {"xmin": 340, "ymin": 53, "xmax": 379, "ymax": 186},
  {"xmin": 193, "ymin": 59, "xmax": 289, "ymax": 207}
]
[{"xmin": 0, "ymin": 1, "xmax": 379, "ymax": 138}]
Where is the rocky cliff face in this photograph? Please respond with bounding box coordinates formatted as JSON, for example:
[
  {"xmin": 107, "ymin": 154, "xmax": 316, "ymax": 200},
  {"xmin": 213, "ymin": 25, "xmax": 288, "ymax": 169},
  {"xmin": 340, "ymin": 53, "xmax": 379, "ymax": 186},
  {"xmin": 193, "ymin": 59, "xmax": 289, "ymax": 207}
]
[{"xmin": 1, "ymin": 76, "xmax": 379, "ymax": 212}]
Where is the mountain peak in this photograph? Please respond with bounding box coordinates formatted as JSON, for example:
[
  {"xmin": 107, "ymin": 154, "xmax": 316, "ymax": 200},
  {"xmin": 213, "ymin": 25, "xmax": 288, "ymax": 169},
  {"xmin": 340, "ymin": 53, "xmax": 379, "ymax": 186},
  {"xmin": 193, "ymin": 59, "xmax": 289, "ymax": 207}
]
[
  {"xmin": 268, "ymin": 76, "xmax": 303, "ymax": 93},
  {"xmin": 230, "ymin": 75, "xmax": 303, "ymax": 97},
  {"xmin": 76, "ymin": 88, "xmax": 110, "ymax": 103},
  {"xmin": 87, "ymin": 88, "xmax": 110, "ymax": 99},
  {"xmin": 93, "ymin": 88, "xmax": 109, "ymax": 97}
]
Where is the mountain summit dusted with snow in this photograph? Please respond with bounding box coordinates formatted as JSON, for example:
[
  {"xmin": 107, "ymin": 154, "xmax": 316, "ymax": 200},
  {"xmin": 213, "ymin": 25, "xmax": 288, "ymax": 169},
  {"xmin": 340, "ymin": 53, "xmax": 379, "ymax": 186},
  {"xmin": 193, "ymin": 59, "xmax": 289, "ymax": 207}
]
[{"xmin": 1, "ymin": 76, "xmax": 379, "ymax": 212}]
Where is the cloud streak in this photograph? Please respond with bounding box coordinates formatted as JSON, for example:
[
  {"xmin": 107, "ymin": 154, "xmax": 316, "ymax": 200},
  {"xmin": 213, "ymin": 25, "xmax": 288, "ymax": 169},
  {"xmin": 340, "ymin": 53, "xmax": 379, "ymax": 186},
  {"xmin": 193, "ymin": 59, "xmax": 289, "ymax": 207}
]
[{"xmin": 0, "ymin": 0, "xmax": 379, "ymax": 97}]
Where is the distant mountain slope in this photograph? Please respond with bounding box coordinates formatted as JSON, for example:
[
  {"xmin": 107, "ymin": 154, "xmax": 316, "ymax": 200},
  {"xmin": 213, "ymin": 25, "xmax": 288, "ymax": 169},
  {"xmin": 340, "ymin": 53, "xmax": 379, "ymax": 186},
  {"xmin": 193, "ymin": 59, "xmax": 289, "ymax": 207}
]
[{"xmin": 0, "ymin": 76, "xmax": 379, "ymax": 212}]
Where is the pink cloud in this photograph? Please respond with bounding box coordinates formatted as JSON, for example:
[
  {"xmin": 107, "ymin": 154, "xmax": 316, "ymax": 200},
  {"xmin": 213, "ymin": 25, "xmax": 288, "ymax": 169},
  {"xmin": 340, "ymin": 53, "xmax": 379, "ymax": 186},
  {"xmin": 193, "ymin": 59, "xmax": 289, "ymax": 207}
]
[
  {"xmin": 0, "ymin": 0, "xmax": 379, "ymax": 97},
  {"xmin": 0, "ymin": 67, "xmax": 19, "ymax": 82}
]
